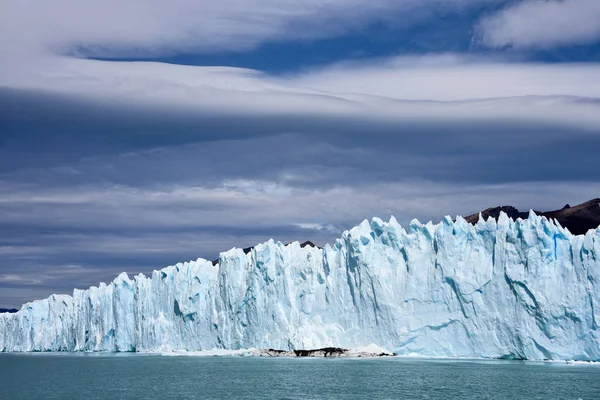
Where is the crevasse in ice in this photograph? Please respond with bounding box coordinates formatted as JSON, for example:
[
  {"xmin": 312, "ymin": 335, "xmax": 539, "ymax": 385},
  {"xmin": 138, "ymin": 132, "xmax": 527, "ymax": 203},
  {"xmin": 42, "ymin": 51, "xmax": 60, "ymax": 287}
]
[{"xmin": 1, "ymin": 211, "xmax": 599, "ymax": 360}]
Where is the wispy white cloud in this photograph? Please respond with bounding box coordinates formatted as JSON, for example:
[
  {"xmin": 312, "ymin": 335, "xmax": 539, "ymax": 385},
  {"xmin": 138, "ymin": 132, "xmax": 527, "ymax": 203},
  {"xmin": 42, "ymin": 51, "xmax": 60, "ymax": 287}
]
[
  {"xmin": 2, "ymin": 55, "xmax": 600, "ymax": 134},
  {"xmin": 3, "ymin": 177, "xmax": 600, "ymax": 244},
  {"xmin": 0, "ymin": 0, "xmax": 500, "ymax": 59},
  {"xmin": 292, "ymin": 54, "xmax": 600, "ymax": 100},
  {"xmin": 294, "ymin": 223, "xmax": 339, "ymax": 233},
  {"xmin": 0, "ymin": 274, "xmax": 43, "ymax": 285},
  {"xmin": 477, "ymin": 0, "xmax": 600, "ymax": 49}
]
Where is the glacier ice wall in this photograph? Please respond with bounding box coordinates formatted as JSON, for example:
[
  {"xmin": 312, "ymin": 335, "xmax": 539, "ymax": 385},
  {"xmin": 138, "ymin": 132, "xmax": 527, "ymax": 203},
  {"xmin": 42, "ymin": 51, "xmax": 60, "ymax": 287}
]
[{"xmin": 1, "ymin": 211, "xmax": 599, "ymax": 360}]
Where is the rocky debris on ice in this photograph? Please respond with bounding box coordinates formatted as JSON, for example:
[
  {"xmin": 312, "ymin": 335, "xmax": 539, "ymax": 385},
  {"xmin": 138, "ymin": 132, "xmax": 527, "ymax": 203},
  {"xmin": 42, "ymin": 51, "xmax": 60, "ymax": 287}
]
[{"xmin": 255, "ymin": 344, "xmax": 394, "ymax": 357}]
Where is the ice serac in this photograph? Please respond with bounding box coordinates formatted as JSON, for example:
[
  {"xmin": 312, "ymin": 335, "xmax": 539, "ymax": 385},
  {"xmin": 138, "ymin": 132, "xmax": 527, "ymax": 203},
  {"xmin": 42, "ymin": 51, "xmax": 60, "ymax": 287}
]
[{"xmin": 1, "ymin": 212, "xmax": 599, "ymax": 360}]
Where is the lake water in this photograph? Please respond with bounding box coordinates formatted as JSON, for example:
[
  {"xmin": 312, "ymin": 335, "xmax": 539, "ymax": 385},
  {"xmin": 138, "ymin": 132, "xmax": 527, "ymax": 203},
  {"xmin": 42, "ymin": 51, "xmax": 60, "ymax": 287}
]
[{"xmin": 1, "ymin": 354, "xmax": 599, "ymax": 399}]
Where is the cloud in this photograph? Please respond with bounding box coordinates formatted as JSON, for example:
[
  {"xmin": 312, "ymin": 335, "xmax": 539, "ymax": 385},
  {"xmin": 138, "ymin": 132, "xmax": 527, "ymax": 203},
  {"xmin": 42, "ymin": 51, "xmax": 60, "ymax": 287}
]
[
  {"xmin": 0, "ymin": 0, "xmax": 502, "ymax": 60},
  {"xmin": 2, "ymin": 55, "xmax": 600, "ymax": 198},
  {"xmin": 2, "ymin": 56, "xmax": 600, "ymax": 137},
  {"xmin": 477, "ymin": 0, "xmax": 600, "ymax": 49},
  {"xmin": 292, "ymin": 54, "xmax": 600, "ymax": 100}
]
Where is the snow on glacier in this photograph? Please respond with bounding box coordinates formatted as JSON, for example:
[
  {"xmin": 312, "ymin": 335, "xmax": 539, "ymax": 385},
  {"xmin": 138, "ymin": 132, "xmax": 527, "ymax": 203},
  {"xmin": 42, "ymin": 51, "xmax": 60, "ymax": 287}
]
[{"xmin": 1, "ymin": 211, "xmax": 599, "ymax": 360}]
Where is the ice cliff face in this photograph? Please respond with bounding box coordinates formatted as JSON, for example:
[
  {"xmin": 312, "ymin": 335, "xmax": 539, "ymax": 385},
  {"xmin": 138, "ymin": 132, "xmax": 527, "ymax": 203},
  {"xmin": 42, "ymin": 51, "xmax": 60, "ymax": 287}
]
[{"xmin": 1, "ymin": 211, "xmax": 599, "ymax": 360}]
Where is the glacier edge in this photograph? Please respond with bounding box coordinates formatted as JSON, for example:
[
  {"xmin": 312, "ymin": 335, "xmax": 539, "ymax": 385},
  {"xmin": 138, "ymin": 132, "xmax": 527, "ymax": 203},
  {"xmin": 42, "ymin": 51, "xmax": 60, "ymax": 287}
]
[{"xmin": 1, "ymin": 211, "xmax": 599, "ymax": 360}]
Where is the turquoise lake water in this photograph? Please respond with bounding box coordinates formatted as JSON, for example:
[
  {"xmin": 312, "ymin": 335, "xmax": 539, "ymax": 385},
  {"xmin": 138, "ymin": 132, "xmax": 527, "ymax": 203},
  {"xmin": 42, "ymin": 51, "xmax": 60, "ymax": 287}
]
[{"xmin": 0, "ymin": 354, "xmax": 599, "ymax": 399}]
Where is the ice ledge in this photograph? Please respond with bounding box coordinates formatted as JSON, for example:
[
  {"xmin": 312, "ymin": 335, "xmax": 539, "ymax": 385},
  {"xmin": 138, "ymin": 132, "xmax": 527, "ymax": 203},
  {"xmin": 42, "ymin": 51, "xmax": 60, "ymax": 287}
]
[{"xmin": 158, "ymin": 344, "xmax": 395, "ymax": 358}]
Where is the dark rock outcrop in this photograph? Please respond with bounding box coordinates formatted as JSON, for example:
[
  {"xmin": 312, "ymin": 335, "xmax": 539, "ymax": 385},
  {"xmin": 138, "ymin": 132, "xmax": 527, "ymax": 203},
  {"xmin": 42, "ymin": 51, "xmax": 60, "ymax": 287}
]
[
  {"xmin": 293, "ymin": 347, "xmax": 348, "ymax": 357},
  {"xmin": 464, "ymin": 198, "xmax": 600, "ymax": 235},
  {"xmin": 256, "ymin": 347, "xmax": 394, "ymax": 357}
]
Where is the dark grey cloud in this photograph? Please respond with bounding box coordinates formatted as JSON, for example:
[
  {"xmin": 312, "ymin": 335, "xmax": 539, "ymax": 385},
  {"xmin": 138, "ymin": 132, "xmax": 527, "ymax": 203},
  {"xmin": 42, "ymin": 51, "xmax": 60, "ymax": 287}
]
[
  {"xmin": 1, "ymin": 88, "xmax": 599, "ymax": 195},
  {"xmin": 2, "ymin": 86, "xmax": 599, "ymax": 184}
]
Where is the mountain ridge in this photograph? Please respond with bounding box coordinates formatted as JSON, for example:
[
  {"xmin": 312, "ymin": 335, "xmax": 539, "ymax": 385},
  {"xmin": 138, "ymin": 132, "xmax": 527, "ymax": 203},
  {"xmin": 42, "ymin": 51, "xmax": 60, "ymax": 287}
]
[{"xmin": 464, "ymin": 198, "xmax": 600, "ymax": 235}]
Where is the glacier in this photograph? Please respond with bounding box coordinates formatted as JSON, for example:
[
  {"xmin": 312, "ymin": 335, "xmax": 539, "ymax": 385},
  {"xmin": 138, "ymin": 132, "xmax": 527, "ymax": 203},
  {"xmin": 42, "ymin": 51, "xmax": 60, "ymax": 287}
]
[{"xmin": 1, "ymin": 211, "xmax": 599, "ymax": 360}]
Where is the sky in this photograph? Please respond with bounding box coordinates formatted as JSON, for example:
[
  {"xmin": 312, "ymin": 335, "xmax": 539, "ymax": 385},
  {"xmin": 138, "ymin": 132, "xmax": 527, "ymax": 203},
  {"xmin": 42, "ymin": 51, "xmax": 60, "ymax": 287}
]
[{"xmin": 1, "ymin": 0, "xmax": 600, "ymax": 308}]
